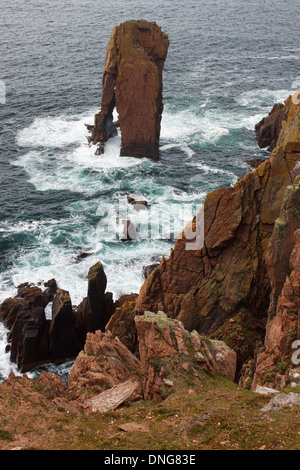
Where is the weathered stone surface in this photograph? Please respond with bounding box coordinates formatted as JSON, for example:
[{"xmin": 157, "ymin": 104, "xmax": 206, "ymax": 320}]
[
  {"xmin": 143, "ymin": 262, "xmax": 160, "ymax": 279},
  {"xmin": 261, "ymin": 392, "xmax": 300, "ymax": 412},
  {"xmin": 70, "ymin": 310, "xmax": 236, "ymax": 402},
  {"xmin": 246, "ymin": 158, "xmax": 265, "ymax": 169},
  {"xmin": 211, "ymin": 310, "xmax": 266, "ymax": 379},
  {"xmin": 105, "ymin": 300, "xmax": 139, "ymax": 354},
  {"xmin": 134, "ymin": 97, "xmax": 300, "ymax": 339},
  {"xmin": 8, "ymin": 305, "xmax": 49, "ymax": 373},
  {"xmin": 0, "ymin": 262, "xmax": 114, "ymax": 373},
  {"xmin": 134, "ymin": 311, "xmax": 236, "ymax": 400},
  {"xmin": 90, "ymin": 20, "xmax": 169, "ymax": 158},
  {"xmin": 68, "ymin": 329, "xmax": 142, "ymax": 397},
  {"xmin": 252, "ymin": 193, "xmax": 300, "ymax": 390},
  {"xmin": 49, "ymin": 289, "xmax": 79, "ymax": 361},
  {"xmin": 84, "ymin": 380, "xmax": 141, "ymax": 413}
]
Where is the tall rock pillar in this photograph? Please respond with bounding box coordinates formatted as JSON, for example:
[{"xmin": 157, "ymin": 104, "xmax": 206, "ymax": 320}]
[{"xmin": 90, "ymin": 20, "xmax": 169, "ymax": 159}]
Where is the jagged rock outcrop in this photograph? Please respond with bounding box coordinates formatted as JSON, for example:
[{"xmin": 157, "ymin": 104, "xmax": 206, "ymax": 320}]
[
  {"xmin": 49, "ymin": 289, "xmax": 79, "ymax": 361},
  {"xmin": 68, "ymin": 329, "xmax": 143, "ymax": 397},
  {"xmin": 135, "ymin": 311, "xmax": 236, "ymax": 401},
  {"xmin": 69, "ymin": 310, "xmax": 236, "ymax": 406},
  {"xmin": 76, "ymin": 262, "xmax": 114, "ymax": 339},
  {"xmin": 105, "ymin": 300, "xmax": 139, "ymax": 355},
  {"xmin": 129, "ymin": 95, "xmax": 300, "ymax": 378},
  {"xmin": 0, "ymin": 262, "xmax": 114, "ymax": 373},
  {"xmin": 252, "ymin": 179, "xmax": 300, "ymax": 389},
  {"xmin": 89, "ymin": 20, "xmax": 169, "ymax": 158},
  {"xmin": 0, "ymin": 282, "xmax": 56, "ymax": 372},
  {"xmin": 115, "ymin": 94, "xmax": 300, "ymax": 382},
  {"xmin": 255, "ymin": 102, "xmax": 289, "ymax": 151}
]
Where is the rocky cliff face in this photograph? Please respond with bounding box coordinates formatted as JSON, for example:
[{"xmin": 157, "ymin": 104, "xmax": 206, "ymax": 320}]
[
  {"xmin": 255, "ymin": 102, "xmax": 289, "ymax": 151},
  {"xmin": 69, "ymin": 311, "xmax": 236, "ymax": 405},
  {"xmin": 90, "ymin": 20, "xmax": 169, "ymax": 158},
  {"xmin": 111, "ymin": 95, "xmax": 300, "ymax": 383},
  {"xmin": 1, "ymin": 92, "xmax": 299, "ymax": 397},
  {"xmin": 135, "ymin": 98, "xmax": 300, "ymax": 334},
  {"xmin": 252, "ymin": 179, "xmax": 300, "ymax": 389}
]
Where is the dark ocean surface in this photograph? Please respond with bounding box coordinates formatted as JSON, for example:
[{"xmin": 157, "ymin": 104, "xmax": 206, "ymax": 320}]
[{"xmin": 0, "ymin": 0, "xmax": 299, "ymax": 379}]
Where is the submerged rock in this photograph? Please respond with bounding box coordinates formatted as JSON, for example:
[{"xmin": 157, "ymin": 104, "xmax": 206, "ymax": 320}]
[{"xmin": 121, "ymin": 219, "xmax": 137, "ymax": 241}]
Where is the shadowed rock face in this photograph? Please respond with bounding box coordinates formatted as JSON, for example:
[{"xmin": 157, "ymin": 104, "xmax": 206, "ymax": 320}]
[
  {"xmin": 255, "ymin": 103, "xmax": 289, "ymax": 151},
  {"xmin": 0, "ymin": 263, "xmax": 115, "ymax": 373},
  {"xmin": 90, "ymin": 20, "xmax": 169, "ymax": 159}
]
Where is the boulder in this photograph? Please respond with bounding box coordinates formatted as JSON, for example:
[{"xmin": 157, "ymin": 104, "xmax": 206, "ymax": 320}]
[
  {"xmin": 134, "ymin": 311, "xmax": 237, "ymax": 400},
  {"xmin": 261, "ymin": 393, "xmax": 300, "ymax": 412},
  {"xmin": 84, "ymin": 380, "xmax": 141, "ymax": 413},
  {"xmin": 68, "ymin": 329, "xmax": 143, "ymax": 396},
  {"xmin": 90, "ymin": 20, "xmax": 169, "ymax": 159}
]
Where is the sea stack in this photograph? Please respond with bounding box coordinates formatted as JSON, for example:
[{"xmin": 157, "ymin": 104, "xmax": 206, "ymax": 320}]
[{"xmin": 90, "ymin": 20, "xmax": 169, "ymax": 159}]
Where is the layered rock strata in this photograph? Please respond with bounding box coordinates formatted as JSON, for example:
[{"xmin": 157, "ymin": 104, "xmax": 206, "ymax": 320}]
[{"xmin": 89, "ymin": 20, "xmax": 169, "ymax": 158}]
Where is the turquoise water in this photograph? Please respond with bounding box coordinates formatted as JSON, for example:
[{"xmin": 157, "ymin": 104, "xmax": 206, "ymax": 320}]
[{"xmin": 0, "ymin": 0, "xmax": 299, "ymax": 379}]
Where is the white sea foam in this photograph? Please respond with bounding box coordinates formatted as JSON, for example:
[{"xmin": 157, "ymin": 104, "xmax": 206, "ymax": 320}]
[
  {"xmin": 15, "ymin": 117, "xmax": 144, "ymax": 195},
  {"xmin": 0, "ymin": 323, "xmax": 20, "ymax": 380},
  {"xmin": 193, "ymin": 161, "xmax": 235, "ymax": 177},
  {"xmin": 16, "ymin": 110, "xmax": 96, "ymax": 149},
  {"xmin": 292, "ymin": 77, "xmax": 300, "ymax": 91},
  {"xmin": 236, "ymin": 88, "xmax": 291, "ymax": 108},
  {"xmin": 161, "ymin": 108, "xmax": 230, "ymax": 144}
]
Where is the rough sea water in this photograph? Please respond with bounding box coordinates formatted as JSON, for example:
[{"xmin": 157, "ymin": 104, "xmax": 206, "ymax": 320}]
[{"xmin": 0, "ymin": 0, "xmax": 299, "ymax": 380}]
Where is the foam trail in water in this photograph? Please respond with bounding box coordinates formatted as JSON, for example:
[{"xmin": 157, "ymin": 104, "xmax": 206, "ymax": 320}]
[{"xmin": 0, "ymin": 323, "xmax": 20, "ymax": 381}]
